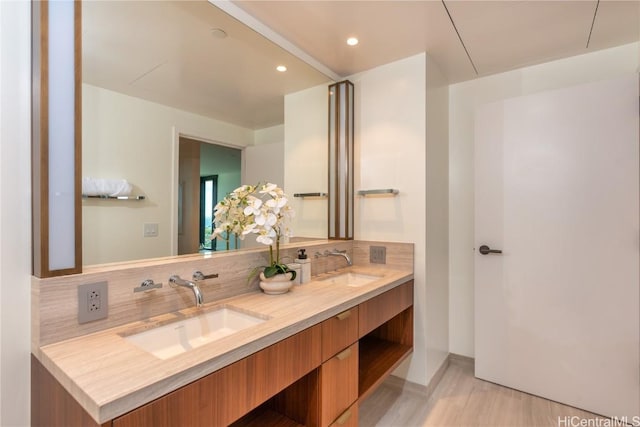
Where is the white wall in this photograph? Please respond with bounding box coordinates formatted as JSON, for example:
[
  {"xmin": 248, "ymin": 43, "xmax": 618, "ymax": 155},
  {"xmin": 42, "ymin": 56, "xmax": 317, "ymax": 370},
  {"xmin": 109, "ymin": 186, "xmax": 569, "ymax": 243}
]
[
  {"xmin": 245, "ymin": 124, "xmax": 285, "ymax": 188},
  {"xmin": 424, "ymin": 55, "xmax": 450, "ymax": 381},
  {"xmin": 448, "ymin": 42, "xmax": 640, "ymax": 357},
  {"xmin": 244, "ymin": 142, "xmax": 284, "ymax": 188},
  {"xmin": 351, "ymin": 53, "xmax": 449, "ymax": 386},
  {"xmin": 82, "ymin": 84, "xmax": 254, "ymax": 265},
  {"xmin": 284, "ymin": 84, "xmax": 328, "ymax": 239},
  {"xmin": 0, "ymin": 1, "xmax": 31, "ymax": 425},
  {"xmin": 254, "ymin": 124, "xmax": 284, "ymax": 146}
]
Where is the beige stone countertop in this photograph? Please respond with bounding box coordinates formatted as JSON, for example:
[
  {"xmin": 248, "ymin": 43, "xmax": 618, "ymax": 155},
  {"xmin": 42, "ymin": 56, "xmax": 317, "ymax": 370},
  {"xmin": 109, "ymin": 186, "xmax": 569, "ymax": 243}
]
[{"xmin": 34, "ymin": 265, "xmax": 413, "ymax": 424}]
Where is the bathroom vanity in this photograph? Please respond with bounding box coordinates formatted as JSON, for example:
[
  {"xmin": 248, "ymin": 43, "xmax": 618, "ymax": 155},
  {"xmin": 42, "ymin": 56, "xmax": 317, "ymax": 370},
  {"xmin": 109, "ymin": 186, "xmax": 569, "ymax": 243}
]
[{"xmin": 31, "ymin": 241, "xmax": 414, "ymax": 427}]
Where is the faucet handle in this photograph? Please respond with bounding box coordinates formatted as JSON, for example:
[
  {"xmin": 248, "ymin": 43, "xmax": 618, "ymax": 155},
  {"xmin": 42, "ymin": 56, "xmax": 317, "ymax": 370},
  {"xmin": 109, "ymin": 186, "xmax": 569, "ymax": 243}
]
[
  {"xmin": 133, "ymin": 279, "xmax": 163, "ymax": 293},
  {"xmin": 193, "ymin": 271, "xmax": 219, "ymax": 281}
]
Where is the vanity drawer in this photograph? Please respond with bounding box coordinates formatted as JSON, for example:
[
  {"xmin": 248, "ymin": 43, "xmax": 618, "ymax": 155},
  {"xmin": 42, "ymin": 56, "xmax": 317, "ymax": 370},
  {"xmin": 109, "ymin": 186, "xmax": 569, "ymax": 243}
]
[
  {"xmin": 321, "ymin": 306, "xmax": 359, "ymax": 361},
  {"xmin": 320, "ymin": 343, "xmax": 358, "ymax": 427},
  {"xmin": 358, "ymin": 281, "xmax": 413, "ymax": 337}
]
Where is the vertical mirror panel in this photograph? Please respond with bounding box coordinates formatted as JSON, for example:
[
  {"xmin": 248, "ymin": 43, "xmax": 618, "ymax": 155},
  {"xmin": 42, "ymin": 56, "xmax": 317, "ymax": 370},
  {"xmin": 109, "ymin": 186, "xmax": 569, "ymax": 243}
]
[
  {"xmin": 32, "ymin": 0, "xmax": 82, "ymax": 277},
  {"xmin": 48, "ymin": 0, "xmax": 77, "ymax": 270},
  {"xmin": 328, "ymin": 80, "xmax": 354, "ymax": 240}
]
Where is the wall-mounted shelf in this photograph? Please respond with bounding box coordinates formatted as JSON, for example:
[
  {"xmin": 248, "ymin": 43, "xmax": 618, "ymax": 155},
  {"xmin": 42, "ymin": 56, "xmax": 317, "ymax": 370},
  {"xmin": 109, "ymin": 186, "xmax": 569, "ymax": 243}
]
[
  {"xmin": 357, "ymin": 189, "xmax": 399, "ymax": 197},
  {"xmin": 293, "ymin": 192, "xmax": 328, "ymax": 198},
  {"xmin": 82, "ymin": 195, "xmax": 145, "ymax": 200}
]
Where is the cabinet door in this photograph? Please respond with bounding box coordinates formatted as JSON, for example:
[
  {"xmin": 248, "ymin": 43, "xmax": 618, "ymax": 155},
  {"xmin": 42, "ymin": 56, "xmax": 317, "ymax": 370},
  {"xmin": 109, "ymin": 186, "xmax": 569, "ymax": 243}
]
[
  {"xmin": 321, "ymin": 307, "xmax": 358, "ymax": 361},
  {"xmin": 320, "ymin": 343, "xmax": 358, "ymax": 427}
]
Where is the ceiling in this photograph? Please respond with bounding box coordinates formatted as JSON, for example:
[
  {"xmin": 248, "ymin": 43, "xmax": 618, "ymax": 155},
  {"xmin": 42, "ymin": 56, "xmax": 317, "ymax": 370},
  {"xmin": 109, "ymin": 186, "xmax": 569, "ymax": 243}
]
[
  {"xmin": 83, "ymin": 1, "xmax": 639, "ymax": 130},
  {"xmin": 82, "ymin": 1, "xmax": 331, "ymax": 130},
  {"xmin": 234, "ymin": 0, "xmax": 639, "ymax": 82}
]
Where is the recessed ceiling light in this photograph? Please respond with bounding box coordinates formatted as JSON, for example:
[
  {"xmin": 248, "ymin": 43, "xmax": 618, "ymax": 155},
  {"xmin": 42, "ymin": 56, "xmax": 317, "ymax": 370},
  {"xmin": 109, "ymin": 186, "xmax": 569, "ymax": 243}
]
[
  {"xmin": 211, "ymin": 28, "xmax": 227, "ymax": 39},
  {"xmin": 346, "ymin": 37, "xmax": 359, "ymax": 46},
  {"xmin": 276, "ymin": 65, "xmax": 287, "ymax": 72}
]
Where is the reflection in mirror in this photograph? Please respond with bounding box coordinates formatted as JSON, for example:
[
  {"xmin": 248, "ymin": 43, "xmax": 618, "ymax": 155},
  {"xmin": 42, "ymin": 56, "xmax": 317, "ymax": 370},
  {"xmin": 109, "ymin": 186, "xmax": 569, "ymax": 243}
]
[
  {"xmin": 81, "ymin": 1, "xmax": 331, "ymax": 266},
  {"xmin": 177, "ymin": 138, "xmax": 241, "ymax": 255}
]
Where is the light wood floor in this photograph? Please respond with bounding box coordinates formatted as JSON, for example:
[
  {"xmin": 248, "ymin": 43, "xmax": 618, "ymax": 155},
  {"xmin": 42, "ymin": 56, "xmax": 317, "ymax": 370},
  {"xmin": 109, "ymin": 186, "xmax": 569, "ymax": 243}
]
[{"xmin": 359, "ymin": 359, "xmax": 604, "ymax": 427}]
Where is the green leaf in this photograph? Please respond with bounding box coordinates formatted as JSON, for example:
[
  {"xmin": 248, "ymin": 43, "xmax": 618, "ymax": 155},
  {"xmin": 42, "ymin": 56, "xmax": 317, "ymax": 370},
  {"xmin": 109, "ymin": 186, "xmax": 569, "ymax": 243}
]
[
  {"xmin": 262, "ymin": 264, "xmax": 296, "ymax": 281},
  {"xmin": 263, "ymin": 265, "xmax": 279, "ymax": 278}
]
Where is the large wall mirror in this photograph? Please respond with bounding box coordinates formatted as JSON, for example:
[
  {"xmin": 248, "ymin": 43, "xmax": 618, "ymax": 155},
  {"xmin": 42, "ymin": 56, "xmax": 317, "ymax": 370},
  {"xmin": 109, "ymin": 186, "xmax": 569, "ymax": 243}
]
[{"xmin": 80, "ymin": 1, "xmax": 332, "ymax": 267}]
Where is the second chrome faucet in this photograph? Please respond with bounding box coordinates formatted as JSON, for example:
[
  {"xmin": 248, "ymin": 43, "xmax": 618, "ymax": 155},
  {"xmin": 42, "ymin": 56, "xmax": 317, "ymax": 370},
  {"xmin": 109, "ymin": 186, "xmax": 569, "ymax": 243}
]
[
  {"xmin": 315, "ymin": 249, "xmax": 353, "ymax": 266},
  {"xmin": 328, "ymin": 249, "xmax": 353, "ymax": 265}
]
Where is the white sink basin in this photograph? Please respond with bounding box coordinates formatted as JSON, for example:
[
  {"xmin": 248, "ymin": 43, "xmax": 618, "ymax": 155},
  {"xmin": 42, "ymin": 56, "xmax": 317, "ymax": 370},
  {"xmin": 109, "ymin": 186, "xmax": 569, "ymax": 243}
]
[
  {"xmin": 124, "ymin": 307, "xmax": 267, "ymax": 360},
  {"xmin": 319, "ymin": 272, "xmax": 381, "ymax": 287}
]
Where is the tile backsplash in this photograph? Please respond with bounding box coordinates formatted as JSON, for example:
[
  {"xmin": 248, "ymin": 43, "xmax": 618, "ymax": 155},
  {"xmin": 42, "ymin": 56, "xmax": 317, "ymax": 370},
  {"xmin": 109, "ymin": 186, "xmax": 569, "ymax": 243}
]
[{"xmin": 32, "ymin": 240, "xmax": 413, "ymax": 348}]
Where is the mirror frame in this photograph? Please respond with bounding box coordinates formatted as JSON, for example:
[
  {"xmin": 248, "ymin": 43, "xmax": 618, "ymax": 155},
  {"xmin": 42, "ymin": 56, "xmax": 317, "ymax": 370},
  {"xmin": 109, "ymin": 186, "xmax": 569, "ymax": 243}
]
[
  {"xmin": 328, "ymin": 80, "xmax": 354, "ymax": 240},
  {"xmin": 32, "ymin": 0, "xmax": 82, "ymax": 278}
]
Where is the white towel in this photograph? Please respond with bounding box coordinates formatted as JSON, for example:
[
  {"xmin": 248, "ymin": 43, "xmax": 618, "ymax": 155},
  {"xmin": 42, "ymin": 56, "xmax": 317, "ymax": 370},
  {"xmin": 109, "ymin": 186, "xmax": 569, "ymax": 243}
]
[{"xmin": 82, "ymin": 177, "xmax": 133, "ymax": 197}]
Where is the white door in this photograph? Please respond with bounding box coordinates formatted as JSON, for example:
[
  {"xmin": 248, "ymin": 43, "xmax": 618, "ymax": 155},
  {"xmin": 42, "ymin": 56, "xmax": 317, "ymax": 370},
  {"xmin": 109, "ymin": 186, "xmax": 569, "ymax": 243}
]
[{"xmin": 475, "ymin": 74, "xmax": 639, "ymax": 418}]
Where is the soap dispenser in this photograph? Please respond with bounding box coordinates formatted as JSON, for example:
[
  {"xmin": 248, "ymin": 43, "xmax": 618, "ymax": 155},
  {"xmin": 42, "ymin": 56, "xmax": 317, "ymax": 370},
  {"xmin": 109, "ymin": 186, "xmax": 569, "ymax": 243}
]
[{"xmin": 296, "ymin": 249, "xmax": 311, "ymax": 284}]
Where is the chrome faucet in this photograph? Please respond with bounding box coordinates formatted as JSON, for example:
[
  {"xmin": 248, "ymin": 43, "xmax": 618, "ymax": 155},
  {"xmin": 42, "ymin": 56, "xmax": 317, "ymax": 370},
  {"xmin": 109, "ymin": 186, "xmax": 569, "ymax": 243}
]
[
  {"xmin": 327, "ymin": 249, "xmax": 353, "ymax": 266},
  {"xmin": 169, "ymin": 275, "xmax": 204, "ymax": 307}
]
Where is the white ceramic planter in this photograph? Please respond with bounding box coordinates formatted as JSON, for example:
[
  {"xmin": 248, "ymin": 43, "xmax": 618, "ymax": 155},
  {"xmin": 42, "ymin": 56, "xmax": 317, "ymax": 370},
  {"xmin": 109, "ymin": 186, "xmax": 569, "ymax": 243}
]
[{"xmin": 259, "ymin": 271, "xmax": 294, "ymax": 295}]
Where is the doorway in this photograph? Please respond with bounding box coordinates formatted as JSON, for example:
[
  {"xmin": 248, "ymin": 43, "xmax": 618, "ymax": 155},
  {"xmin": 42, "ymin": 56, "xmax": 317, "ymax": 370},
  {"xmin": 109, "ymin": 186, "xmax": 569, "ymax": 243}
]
[
  {"xmin": 199, "ymin": 175, "xmax": 218, "ymax": 250},
  {"xmin": 177, "ymin": 137, "xmax": 241, "ymax": 255}
]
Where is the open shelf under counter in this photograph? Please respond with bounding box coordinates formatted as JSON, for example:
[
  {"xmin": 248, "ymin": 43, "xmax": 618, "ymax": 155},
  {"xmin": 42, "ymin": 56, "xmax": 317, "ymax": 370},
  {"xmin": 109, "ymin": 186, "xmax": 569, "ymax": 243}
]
[
  {"xmin": 231, "ymin": 407, "xmax": 304, "ymax": 427},
  {"xmin": 358, "ymin": 335, "xmax": 413, "ymax": 401}
]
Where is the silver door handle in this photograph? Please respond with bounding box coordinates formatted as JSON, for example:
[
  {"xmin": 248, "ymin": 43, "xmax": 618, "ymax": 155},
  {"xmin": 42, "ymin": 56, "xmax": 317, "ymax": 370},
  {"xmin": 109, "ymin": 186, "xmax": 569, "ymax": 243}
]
[{"xmin": 479, "ymin": 245, "xmax": 502, "ymax": 255}]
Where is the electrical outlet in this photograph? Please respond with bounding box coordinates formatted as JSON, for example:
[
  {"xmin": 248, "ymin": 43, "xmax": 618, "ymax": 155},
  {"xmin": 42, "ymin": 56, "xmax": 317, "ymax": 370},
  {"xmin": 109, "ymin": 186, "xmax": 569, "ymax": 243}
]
[
  {"xmin": 78, "ymin": 281, "xmax": 108, "ymax": 324},
  {"xmin": 88, "ymin": 289, "xmax": 101, "ymax": 311},
  {"xmin": 370, "ymin": 246, "xmax": 387, "ymax": 264}
]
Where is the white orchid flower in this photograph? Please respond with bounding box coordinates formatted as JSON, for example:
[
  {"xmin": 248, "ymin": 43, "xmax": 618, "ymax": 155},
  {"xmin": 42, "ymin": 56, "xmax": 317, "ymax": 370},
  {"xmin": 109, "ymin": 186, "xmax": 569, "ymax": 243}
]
[
  {"xmin": 241, "ymin": 223, "xmax": 257, "ymax": 235},
  {"xmin": 212, "ymin": 182, "xmax": 294, "ymax": 263},
  {"xmin": 254, "ymin": 213, "xmax": 266, "ymax": 226},
  {"xmin": 256, "ymin": 234, "xmax": 273, "ymax": 245},
  {"xmin": 265, "ymin": 213, "xmax": 277, "ymax": 227},
  {"xmin": 243, "ymin": 197, "xmax": 262, "ymax": 215},
  {"xmin": 260, "ymin": 183, "xmax": 277, "ymax": 193}
]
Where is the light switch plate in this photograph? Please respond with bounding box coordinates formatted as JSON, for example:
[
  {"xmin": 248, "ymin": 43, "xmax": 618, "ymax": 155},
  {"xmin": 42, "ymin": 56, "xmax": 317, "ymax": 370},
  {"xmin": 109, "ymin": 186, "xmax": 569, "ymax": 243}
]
[{"xmin": 143, "ymin": 223, "xmax": 159, "ymax": 237}]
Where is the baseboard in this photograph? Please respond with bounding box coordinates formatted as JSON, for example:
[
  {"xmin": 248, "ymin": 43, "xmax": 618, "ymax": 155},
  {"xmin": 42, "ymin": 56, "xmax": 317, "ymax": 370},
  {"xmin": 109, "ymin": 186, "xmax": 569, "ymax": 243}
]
[
  {"xmin": 383, "ymin": 352, "xmax": 475, "ymax": 399},
  {"xmin": 384, "ymin": 374, "xmax": 428, "ymax": 397},
  {"xmin": 384, "ymin": 354, "xmax": 449, "ymax": 398},
  {"xmin": 449, "ymin": 352, "xmax": 475, "ymax": 368}
]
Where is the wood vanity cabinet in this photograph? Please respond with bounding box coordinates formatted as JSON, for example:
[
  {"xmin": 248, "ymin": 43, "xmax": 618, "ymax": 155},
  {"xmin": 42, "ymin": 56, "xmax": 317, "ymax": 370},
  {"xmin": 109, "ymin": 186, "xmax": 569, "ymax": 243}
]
[
  {"xmin": 318, "ymin": 306, "xmax": 359, "ymax": 426},
  {"xmin": 113, "ymin": 324, "xmax": 322, "ymax": 427},
  {"xmin": 321, "ymin": 307, "xmax": 358, "ymax": 362},
  {"xmin": 329, "ymin": 403, "xmax": 358, "ymax": 427},
  {"xmin": 187, "ymin": 280, "xmax": 412, "ymax": 427},
  {"xmin": 320, "ymin": 343, "xmax": 358, "ymax": 426},
  {"xmin": 358, "ymin": 280, "xmax": 414, "ymax": 401},
  {"xmin": 32, "ymin": 280, "xmax": 413, "ymax": 427}
]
